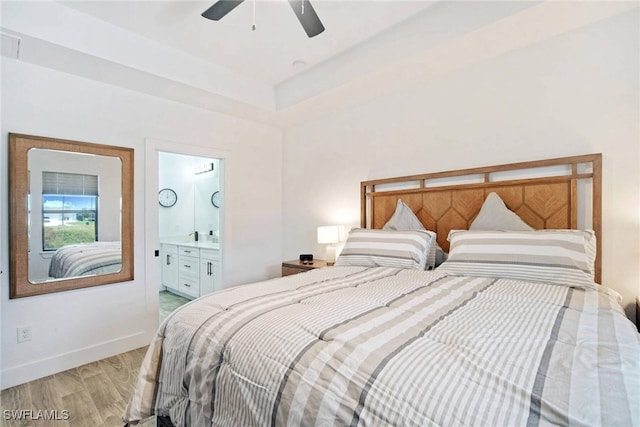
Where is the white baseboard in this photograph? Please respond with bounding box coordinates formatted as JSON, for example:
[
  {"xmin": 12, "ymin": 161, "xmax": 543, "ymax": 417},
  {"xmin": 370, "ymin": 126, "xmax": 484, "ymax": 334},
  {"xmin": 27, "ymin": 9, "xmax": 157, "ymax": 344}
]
[{"xmin": 0, "ymin": 332, "xmax": 149, "ymax": 390}]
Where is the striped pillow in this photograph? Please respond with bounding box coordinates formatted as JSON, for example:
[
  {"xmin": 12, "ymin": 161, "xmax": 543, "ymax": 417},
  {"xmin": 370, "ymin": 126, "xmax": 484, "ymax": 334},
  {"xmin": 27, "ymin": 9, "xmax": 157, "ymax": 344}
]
[
  {"xmin": 437, "ymin": 229, "xmax": 597, "ymax": 289},
  {"xmin": 335, "ymin": 228, "xmax": 436, "ymax": 270}
]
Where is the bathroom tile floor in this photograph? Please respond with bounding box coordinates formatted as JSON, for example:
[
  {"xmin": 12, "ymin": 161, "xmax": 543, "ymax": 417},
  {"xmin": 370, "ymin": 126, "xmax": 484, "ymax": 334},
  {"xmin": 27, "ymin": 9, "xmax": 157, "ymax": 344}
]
[{"xmin": 159, "ymin": 291, "xmax": 190, "ymax": 324}]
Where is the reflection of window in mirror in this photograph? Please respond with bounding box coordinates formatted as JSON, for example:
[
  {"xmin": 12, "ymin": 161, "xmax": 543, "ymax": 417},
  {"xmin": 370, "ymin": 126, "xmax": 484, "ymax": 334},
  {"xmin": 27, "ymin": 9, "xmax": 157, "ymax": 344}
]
[{"xmin": 42, "ymin": 172, "xmax": 99, "ymax": 251}]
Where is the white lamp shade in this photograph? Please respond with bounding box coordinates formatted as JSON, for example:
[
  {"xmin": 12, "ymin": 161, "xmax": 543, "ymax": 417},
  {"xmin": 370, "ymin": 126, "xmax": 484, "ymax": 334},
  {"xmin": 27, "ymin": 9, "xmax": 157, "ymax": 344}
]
[{"xmin": 317, "ymin": 225, "xmax": 340, "ymax": 244}]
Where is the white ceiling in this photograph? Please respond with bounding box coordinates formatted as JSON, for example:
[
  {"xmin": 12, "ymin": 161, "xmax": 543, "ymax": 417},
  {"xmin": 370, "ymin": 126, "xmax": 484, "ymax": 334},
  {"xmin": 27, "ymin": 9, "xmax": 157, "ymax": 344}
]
[
  {"xmin": 60, "ymin": 0, "xmax": 436, "ymax": 86},
  {"xmin": 2, "ymin": 1, "xmax": 637, "ymax": 127}
]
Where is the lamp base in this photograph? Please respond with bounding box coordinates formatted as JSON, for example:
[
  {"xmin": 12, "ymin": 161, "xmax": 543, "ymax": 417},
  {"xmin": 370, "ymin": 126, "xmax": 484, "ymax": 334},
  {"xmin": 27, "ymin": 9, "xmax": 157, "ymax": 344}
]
[{"xmin": 325, "ymin": 245, "xmax": 336, "ymax": 265}]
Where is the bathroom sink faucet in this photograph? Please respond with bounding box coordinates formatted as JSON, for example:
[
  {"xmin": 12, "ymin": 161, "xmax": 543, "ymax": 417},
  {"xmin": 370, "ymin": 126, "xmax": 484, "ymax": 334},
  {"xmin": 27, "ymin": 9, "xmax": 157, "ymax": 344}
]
[{"xmin": 189, "ymin": 231, "xmax": 199, "ymax": 242}]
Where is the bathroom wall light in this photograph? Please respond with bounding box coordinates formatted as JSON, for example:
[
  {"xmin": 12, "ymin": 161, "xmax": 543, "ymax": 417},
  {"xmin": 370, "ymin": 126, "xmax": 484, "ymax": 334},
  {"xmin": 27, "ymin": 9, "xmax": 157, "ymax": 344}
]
[{"xmin": 193, "ymin": 163, "xmax": 214, "ymax": 175}]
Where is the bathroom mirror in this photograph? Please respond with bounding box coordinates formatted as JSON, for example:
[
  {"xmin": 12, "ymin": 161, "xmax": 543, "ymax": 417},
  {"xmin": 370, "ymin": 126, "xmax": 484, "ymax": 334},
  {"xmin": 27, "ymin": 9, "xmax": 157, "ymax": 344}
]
[
  {"xmin": 158, "ymin": 152, "xmax": 220, "ymax": 242},
  {"xmin": 9, "ymin": 133, "xmax": 134, "ymax": 298}
]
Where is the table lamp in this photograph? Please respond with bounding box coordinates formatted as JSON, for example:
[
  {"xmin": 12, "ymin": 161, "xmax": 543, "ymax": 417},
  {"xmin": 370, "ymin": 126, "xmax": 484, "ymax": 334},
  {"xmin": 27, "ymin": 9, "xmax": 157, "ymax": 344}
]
[{"xmin": 317, "ymin": 225, "xmax": 340, "ymax": 265}]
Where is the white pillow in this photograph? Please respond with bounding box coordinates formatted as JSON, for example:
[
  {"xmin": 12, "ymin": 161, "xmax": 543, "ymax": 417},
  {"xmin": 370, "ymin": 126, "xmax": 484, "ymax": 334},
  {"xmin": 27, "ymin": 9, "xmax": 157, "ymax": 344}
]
[
  {"xmin": 382, "ymin": 199, "xmax": 446, "ymax": 269},
  {"xmin": 469, "ymin": 192, "xmax": 533, "ymax": 231},
  {"xmin": 437, "ymin": 229, "xmax": 597, "ymax": 289},
  {"xmin": 383, "ymin": 199, "xmax": 424, "ymax": 230},
  {"xmin": 335, "ymin": 228, "xmax": 436, "ymax": 270}
]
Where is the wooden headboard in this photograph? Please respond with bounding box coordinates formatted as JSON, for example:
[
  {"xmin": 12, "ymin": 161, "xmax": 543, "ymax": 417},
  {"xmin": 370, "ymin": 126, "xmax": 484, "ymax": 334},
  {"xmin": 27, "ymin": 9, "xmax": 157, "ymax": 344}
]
[{"xmin": 361, "ymin": 154, "xmax": 602, "ymax": 282}]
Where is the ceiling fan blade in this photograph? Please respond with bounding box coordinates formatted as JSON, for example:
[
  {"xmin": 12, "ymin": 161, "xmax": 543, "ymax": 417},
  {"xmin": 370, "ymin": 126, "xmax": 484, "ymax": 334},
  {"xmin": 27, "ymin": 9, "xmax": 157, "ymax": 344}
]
[
  {"xmin": 202, "ymin": 0, "xmax": 244, "ymax": 21},
  {"xmin": 287, "ymin": 0, "xmax": 325, "ymax": 38}
]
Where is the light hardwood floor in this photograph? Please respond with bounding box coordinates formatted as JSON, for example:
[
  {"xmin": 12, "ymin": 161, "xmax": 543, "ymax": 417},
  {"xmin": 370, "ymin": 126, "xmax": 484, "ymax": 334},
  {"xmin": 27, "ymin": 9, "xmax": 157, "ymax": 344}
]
[
  {"xmin": 1, "ymin": 346, "xmax": 150, "ymax": 427},
  {"xmin": 1, "ymin": 293, "xmax": 189, "ymax": 427}
]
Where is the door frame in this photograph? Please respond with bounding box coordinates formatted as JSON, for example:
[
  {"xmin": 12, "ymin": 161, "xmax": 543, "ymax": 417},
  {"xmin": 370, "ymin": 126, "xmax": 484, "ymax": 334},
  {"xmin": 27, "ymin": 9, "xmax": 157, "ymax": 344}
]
[{"xmin": 144, "ymin": 138, "xmax": 230, "ymax": 337}]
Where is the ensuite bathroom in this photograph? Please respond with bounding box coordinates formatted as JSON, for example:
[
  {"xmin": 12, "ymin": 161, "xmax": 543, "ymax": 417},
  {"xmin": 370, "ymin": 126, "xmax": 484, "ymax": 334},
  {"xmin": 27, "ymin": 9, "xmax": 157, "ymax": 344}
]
[{"xmin": 157, "ymin": 152, "xmax": 222, "ymax": 319}]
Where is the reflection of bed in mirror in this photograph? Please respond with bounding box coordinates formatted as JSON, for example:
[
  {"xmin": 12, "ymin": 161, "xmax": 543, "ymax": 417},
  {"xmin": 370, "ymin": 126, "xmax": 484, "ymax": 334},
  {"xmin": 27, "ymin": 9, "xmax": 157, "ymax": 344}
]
[{"xmin": 48, "ymin": 241, "xmax": 122, "ymax": 279}]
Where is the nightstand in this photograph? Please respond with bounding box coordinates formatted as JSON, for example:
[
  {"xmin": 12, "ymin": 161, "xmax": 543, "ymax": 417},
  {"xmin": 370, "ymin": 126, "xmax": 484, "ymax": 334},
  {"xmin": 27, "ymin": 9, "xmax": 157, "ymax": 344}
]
[{"xmin": 282, "ymin": 259, "xmax": 328, "ymax": 277}]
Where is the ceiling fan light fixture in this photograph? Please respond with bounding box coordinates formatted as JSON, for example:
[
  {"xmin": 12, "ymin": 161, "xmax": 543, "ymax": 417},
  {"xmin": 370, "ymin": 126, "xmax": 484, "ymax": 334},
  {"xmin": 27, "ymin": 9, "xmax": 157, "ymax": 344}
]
[{"xmin": 202, "ymin": 0, "xmax": 325, "ymax": 38}]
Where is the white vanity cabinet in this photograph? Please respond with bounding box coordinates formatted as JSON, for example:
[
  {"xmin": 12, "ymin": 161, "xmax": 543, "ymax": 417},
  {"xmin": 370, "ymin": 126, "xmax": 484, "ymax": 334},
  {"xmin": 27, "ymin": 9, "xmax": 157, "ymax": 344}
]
[
  {"xmin": 178, "ymin": 246, "xmax": 200, "ymax": 298},
  {"xmin": 161, "ymin": 243, "xmax": 220, "ymax": 299},
  {"xmin": 199, "ymin": 249, "xmax": 221, "ymax": 295},
  {"xmin": 160, "ymin": 244, "xmax": 179, "ymax": 291}
]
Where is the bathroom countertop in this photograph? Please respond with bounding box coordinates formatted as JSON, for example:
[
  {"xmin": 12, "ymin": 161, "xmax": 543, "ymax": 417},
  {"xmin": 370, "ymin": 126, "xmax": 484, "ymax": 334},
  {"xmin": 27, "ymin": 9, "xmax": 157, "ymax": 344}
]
[
  {"xmin": 181, "ymin": 241, "xmax": 220, "ymax": 249},
  {"xmin": 160, "ymin": 238, "xmax": 220, "ymax": 249}
]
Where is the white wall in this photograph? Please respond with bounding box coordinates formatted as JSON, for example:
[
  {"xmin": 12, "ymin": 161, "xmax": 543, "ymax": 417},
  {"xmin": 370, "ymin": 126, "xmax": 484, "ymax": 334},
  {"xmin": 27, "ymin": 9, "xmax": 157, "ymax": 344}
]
[
  {"xmin": 283, "ymin": 10, "xmax": 640, "ymax": 320},
  {"xmin": 0, "ymin": 59, "xmax": 283, "ymax": 388}
]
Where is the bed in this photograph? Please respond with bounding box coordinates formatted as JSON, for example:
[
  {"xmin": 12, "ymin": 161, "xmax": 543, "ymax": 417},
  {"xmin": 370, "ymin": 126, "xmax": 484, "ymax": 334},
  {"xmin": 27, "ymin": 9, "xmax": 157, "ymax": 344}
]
[
  {"xmin": 48, "ymin": 241, "xmax": 122, "ymax": 278},
  {"xmin": 124, "ymin": 154, "xmax": 639, "ymax": 426}
]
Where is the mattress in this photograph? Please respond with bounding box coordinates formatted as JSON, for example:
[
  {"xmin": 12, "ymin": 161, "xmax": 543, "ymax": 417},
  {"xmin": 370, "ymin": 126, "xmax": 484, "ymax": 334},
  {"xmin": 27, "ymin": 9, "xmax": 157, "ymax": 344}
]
[
  {"xmin": 48, "ymin": 241, "xmax": 122, "ymax": 278},
  {"xmin": 124, "ymin": 266, "xmax": 639, "ymax": 426}
]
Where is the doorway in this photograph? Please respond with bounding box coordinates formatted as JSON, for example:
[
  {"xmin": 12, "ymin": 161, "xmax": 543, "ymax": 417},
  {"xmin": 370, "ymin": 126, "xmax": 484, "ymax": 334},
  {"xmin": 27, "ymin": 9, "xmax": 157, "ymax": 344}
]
[
  {"xmin": 144, "ymin": 138, "xmax": 228, "ymax": 335},
  {"xmin": 157, "ymin": 152, "xmax": 221, "ymax": 322}
]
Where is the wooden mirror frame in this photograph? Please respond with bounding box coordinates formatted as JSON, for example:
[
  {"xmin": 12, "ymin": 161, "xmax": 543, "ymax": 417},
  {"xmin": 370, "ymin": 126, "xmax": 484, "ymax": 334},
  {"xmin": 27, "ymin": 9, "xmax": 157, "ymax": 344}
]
[{"xmin": 8, "ymin": 133, "xmax": 134, "ymax": 298}]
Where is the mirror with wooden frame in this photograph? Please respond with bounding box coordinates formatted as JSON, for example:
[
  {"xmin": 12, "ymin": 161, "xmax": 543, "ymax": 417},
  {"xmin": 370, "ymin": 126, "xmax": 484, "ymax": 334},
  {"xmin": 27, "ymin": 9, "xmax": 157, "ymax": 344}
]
[{"xmin": 9, "ymin": 133, "xmax": 134, "ymax": 298}]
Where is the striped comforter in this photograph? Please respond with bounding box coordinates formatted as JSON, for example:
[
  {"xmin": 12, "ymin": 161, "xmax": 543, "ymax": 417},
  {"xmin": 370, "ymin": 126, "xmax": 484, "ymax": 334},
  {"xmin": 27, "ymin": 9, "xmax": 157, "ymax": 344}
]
[
  {"xmin": 48, "ymin": 241, "xmax": 121, "ymax": 278},
  {"xmin": 124, "ymin": 267, "xmax": 639, "ymax": 426}
]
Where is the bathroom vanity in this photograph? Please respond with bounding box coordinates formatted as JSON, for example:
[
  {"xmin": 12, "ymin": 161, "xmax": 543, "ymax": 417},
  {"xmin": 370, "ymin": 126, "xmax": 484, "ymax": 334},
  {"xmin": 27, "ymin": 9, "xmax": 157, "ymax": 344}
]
[{"xmin": 160, "ymin": 241, "xmax": 221, "ymax": 299}]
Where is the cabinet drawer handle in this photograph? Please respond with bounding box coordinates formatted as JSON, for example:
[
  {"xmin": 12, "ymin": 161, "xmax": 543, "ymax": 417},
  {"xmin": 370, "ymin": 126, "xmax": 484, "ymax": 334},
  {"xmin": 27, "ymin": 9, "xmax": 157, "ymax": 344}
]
[
  {"xmin": 184, "ymin": 264, "xmax": 192, "ymax": 268},
  {"xmin": 183, "ymin": 283, "xmax": 191, "ymax": 287},
  {"xmin": 166, "ymin": 254, "xmax": 171, "ymax": 265},
  {"xmin": 207, "ymin": 262, "xmax": 212, "ymax": 276}
]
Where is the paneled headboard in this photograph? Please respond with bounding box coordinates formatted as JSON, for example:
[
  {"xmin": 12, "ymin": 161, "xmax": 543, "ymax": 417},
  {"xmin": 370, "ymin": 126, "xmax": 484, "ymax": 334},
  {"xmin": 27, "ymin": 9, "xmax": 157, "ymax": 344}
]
[{"xmin": 361, "ymin": 154, "xmax": 602, "ymax": 282}]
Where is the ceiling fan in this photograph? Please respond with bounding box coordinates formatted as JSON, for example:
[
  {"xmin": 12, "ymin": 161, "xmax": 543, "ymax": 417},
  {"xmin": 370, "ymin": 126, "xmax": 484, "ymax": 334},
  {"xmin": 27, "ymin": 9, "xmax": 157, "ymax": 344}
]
[{"xmin": 201, "ymin": 0, "xmax": 325, "ymax": 38}]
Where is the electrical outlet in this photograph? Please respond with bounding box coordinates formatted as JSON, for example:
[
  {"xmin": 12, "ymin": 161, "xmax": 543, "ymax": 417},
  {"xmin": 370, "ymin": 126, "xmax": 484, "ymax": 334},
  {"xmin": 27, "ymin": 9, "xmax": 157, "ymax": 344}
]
[{"xmin": 17, "ymin": 326, "xmax": 32, "ymax": 343}]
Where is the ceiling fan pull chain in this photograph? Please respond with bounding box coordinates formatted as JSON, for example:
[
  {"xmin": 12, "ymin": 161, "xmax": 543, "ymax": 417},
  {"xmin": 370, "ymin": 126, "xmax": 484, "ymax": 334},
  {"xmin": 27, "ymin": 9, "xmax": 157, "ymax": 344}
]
[{"xmin": 252, "ymin": 0, "xmax": 256, "ymax": 31}]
